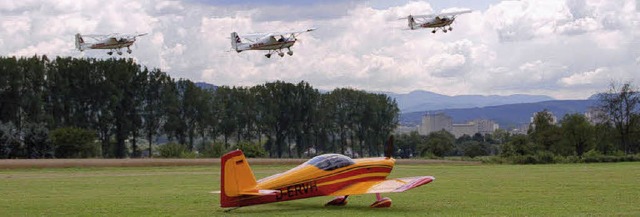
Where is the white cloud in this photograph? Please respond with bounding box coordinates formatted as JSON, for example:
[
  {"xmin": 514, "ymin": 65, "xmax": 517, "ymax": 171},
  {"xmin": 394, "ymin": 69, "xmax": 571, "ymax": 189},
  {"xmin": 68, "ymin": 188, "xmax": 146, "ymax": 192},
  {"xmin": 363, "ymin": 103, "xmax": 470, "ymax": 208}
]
[
  {"xmin": 560, "ymin": 67, "xmax": 609, "ymax": 86},
  {"xmin": 0, "ymin": 0, "xmax": 639, "ymax": 99}
]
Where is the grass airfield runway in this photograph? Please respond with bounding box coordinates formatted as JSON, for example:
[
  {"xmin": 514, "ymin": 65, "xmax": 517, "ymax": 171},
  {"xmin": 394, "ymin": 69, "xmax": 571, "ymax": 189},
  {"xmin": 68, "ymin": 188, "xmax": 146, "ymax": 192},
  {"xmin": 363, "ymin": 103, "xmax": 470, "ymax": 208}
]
[{"xmin": 1, "ymin": 160, "xmax": 639, "ymax": 216}]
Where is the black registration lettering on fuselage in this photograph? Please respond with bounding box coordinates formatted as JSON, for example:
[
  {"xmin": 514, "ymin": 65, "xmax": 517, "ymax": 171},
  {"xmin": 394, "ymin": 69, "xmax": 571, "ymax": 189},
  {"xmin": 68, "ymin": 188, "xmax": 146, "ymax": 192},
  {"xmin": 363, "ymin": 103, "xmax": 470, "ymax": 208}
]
[{"xmin": 275, "ymin": 181, "xmax": 318, "ymax": 200}]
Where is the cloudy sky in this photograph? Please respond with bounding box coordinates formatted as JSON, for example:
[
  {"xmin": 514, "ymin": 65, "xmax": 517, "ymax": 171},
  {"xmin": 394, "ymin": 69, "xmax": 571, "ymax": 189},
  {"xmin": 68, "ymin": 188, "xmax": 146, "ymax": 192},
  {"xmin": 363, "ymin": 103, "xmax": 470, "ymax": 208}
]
[{"xmin": 1, "ymin": 0, "xmax": 639, "ymax": 99}]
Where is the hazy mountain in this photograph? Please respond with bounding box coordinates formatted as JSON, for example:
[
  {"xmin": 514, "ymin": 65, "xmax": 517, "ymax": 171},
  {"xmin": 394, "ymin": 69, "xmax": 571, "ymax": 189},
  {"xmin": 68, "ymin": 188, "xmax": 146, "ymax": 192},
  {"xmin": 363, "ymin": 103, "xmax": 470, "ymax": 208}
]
[
  {"xmin": 400, "ymin": 100, "xmax": 599, "ymax": 128},
  {"xmin": 195, "ymin": 82, "xmax": 218, "ymax": 90},
  {"xmin": 385, "ymin": 90, "xmax": 555, "ymax": 113}
]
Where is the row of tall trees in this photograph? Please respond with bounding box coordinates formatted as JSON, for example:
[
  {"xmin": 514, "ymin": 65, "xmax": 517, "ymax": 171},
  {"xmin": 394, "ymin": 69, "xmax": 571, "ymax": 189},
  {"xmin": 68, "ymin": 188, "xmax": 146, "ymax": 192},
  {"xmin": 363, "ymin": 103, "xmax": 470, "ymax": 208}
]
[{"xmin": 0, "ymin": 56, "xmax": 399, "ymax": 159}]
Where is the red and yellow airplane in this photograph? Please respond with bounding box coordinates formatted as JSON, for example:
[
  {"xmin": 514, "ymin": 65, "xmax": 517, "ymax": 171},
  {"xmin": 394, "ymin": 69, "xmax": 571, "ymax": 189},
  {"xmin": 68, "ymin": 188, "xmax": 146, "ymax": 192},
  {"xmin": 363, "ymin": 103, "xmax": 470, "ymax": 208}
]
[{"xmin": 215, "ymin": 137, "xmax": 435, "ymax": 209}]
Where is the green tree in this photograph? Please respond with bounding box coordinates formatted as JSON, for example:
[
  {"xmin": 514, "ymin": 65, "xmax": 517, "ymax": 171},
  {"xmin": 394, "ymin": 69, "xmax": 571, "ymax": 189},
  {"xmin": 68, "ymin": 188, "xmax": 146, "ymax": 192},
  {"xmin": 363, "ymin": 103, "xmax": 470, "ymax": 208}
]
[
  {"xmin": 598, "ymin": 81, "xmax": 640, "ymax": 154},
  {"xmin": 420, "ymin": 130, "xmax": 455, "ymax": 157},
  {"xmin": 559, "ymin": 113, "xmax": 593, "ymax": 156},
  {"xmin": 528, "ymin": 109, "xmax": 561, "ymax": 152}
]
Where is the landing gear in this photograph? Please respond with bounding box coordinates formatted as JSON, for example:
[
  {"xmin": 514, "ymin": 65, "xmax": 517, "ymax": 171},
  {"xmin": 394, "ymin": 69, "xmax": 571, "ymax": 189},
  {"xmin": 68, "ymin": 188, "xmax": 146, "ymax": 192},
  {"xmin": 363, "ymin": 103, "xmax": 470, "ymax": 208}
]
[
  {"xmin": 265, "ymin": 53, "xmax": 272, "ymax": 58},
  {"xmin": 431, "ymin": 30, "xmax": 436, "ymax": 34},
  {"xmin": 287, "ymin": 49, "xmax": 293, "ymax": 56},
  {"xmin": 325, "ymin": 196, "xmax": 348, "ymax": 206},
  {"xmin": 449, "ymin": 27, "xmax": 453, "ymax": 31},
  {"xmin": 370, "ymin": 193, "xmax": 392, "ymax": 208},
  {"xmin": 443, "ymin": 29, "xmax": 448, "ymax": 33},
  {"xmin": 117, "ymin": 51, "xmax": 123, "ymax": 55},
  {"xmin": 107, "ymin": 51, "xmax": 113, "ymax": 55},
  {"xmin": 278, "ymin": 52, "xmax": 284, "ymax": 57},
  {"xmin": 127, "ymin": 46, "xmax": 132, "ymax": 54}
]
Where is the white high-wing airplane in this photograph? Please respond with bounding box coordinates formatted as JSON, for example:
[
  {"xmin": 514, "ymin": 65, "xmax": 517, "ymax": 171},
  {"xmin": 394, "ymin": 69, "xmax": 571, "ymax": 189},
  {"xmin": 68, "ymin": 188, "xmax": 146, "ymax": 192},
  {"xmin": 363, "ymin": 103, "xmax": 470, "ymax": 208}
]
[
  {"xmin": 75, "ymin": 33, "xmax": 148, "ymax": 55},
  {"xmin": 400, "ymin": 10, "xmax": 472, "ymax": 34},
  {"xmin": 230, "ymin": 28, "xmax": 316, "ymax": 58}
]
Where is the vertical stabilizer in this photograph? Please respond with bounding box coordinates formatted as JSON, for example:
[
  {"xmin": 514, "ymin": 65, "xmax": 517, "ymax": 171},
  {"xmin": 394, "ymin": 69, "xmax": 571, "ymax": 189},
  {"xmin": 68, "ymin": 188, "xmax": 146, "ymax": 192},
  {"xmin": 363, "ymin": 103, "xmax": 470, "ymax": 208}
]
[
  {"xmin": 75, "ymin": 33, "xmax": 85, "ymax": 51},
  {"xmin": 230, "ymin": 32, "xmax": 241, "ymax": 52},
  {"xmin": 220, "ymin": 150, "xmax": 258, "ymax": 207}
]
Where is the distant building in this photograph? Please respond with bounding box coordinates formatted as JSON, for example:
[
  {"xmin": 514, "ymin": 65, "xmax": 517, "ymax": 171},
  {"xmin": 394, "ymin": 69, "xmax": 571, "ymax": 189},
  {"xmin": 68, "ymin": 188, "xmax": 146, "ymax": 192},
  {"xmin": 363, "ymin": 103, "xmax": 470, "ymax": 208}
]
[
  {"xmin": 512, "ymin": 123, "xmax": 530, "ymax": 135},
  {"xmin": 585, "ymin": 107, "xmax": 608, "ymax": 125},
  {"xmin": 419, "ymin": 113, "xmax": 452, "ymax": 135},
  {"xmin": 452, "ymin": 122, "xmax": 478, "ymax": 138},
  {"xmin": 394, "ymin": 125, "xmax": 418, "ymax": 134},
  {"xmin": 474, "ymin": 119, "xmax": 499, "ymax": 135}
]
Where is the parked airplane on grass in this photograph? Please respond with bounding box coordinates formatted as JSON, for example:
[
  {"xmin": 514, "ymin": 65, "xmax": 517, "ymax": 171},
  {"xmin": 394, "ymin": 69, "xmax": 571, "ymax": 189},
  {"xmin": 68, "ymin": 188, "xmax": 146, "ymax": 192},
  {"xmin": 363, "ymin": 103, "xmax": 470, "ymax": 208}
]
[
  {"xmin": 400, "ymin": 10, "xmax": 472, "ymax": 33},
  {"xmin": 75, "ymin": 33, "xmax": 147, "ymax": 55},
  {"xmin": 230, "ymin": 28, "xmax": 316, "ymax": 58},
  {"xmin": 212, "ymin": 136, "xmax": 435, "ymax": 210}
]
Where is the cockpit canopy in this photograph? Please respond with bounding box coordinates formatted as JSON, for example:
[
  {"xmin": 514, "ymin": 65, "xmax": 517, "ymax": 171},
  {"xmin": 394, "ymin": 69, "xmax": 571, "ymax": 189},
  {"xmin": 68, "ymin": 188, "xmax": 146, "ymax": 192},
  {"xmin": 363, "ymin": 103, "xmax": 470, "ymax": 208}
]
[{"xmin": 305, "ymin": 154, "xmax": 355, "ymax": 171}]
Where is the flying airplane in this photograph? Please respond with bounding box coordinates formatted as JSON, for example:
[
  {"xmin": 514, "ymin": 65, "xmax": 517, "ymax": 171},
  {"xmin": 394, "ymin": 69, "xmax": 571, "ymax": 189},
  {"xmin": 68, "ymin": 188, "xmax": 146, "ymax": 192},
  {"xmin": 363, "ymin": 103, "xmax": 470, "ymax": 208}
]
[
  {"xmin": 214, "ymin": 136, "xmax": 435, "ymax": 209},
  {"xmin": 400, "ymin": 10, "xmax": 472, "ymax": 33},
  {"xmin": 75, "ymin": 33, "xmax": 147, "ymax": 55},
  {"xmin": 230, "ymin": 28, "xmax": 316, "ymax": 58}
]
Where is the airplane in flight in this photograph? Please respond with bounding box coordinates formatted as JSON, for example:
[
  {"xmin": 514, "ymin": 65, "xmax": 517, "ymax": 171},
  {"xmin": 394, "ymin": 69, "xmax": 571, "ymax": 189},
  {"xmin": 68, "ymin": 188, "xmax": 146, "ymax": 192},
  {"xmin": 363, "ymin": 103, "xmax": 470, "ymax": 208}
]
[
  {"xmin": 230, "ymin": 28, "xmax": 316, "ymax": 58},
  {"xmin": 75, "ymin": 33, "xmax": 147, "ymax": 55},
  {"xmin": 213, "ymin": 136, "xmax": 435, "ymax": 210},
  {"xmin": 400, "ymin": 10, "xmax": 472, "ymax": 33}
]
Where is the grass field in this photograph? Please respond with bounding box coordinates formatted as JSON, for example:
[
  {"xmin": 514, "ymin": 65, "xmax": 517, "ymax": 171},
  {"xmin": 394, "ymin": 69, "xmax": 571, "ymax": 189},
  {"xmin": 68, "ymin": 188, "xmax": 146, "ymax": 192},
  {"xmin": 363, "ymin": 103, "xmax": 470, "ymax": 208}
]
[{"xmin": 1, "ymin": 162, "xmax": 639, "ymax": 216}]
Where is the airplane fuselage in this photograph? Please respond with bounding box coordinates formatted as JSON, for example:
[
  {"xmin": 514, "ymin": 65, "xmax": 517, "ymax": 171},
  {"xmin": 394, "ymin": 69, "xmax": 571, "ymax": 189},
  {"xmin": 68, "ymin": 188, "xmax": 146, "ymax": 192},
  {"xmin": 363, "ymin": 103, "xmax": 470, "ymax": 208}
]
[
  {"xmin": 237, "ymin": 39, "xmax": 296, "ymax": 52},
  {"xmin": 417, "ymin": 17, "xmax": 454, "ymax": 29},
  {"xmin": 88, "ymin": 39, "xmax": 135, "ymax": 50},
  {"xmin": 221, "ymin": 155, "xmax": 395, "ymax": 207}
]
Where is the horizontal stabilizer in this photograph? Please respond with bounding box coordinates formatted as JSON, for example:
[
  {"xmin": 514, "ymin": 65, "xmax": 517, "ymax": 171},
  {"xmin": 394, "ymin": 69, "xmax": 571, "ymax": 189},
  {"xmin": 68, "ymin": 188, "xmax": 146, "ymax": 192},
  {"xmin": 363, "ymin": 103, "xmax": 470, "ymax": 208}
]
[{"xmin": 211, "ymin": 189, "xmax": 277, "ymax": 195}]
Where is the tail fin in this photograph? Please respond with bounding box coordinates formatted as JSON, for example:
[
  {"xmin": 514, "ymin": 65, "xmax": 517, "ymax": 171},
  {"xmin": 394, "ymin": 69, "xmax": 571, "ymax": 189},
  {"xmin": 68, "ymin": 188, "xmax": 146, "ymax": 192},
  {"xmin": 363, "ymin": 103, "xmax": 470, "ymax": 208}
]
[
  {"xmin": 75, "ymin": 33, "xmax": 85, "ymax": 51},
  {"xmin": 220, "ymin": 150, "xmax": 258, "ymax": 207},
  {"xmin": 230, "ymin": 32, "xmax": 241, "ymax": 52}
]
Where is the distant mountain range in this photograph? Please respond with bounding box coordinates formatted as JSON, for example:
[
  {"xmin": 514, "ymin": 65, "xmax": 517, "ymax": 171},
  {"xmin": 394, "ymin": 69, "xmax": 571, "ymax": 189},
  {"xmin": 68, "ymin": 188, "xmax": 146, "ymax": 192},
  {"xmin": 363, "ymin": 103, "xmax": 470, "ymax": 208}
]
[
  {"xmin": 400, "ymin": 100, "xmax": 599, "ymax": 128},
  {"xmin": 385, "ymin": 90, "xmax": 555, "ymax": 113}
]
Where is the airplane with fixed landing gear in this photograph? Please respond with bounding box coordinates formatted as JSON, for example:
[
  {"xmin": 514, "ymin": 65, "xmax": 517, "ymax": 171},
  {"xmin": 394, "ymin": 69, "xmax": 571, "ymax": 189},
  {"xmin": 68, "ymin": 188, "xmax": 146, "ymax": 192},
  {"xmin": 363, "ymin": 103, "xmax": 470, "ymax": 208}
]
[
  {"xmin": 400, "ymin": 9, "xmax": 472, "ymax": 34},
  {"xmin": 230, "ymin": 28, "xmax": 315, "ymax": 58},
  {"xmin": 212, "ymin": 136, "xmax": 435, "ymax": 210},
  {"xmin": 75, "ymin": 33, "xmax": 147, "ymax": 55}
]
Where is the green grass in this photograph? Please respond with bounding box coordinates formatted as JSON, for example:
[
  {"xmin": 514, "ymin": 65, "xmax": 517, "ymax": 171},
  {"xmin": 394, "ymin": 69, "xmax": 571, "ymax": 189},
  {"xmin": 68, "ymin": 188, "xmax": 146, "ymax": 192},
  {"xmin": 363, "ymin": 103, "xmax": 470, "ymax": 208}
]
[{"xmin": 1, "ymin": 162, "xmax": 639, "ymax": 216}]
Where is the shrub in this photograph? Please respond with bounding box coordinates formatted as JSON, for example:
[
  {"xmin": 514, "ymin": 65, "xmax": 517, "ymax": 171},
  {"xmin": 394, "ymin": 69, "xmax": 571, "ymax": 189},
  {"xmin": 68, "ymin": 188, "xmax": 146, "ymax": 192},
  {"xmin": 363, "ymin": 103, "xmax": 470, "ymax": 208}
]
[
  {"xmin": 50, "ymin": 127, "xmax": 98, "ymax": 158},
  {"xmin": 234, "ymin": 142, "xmax": 267, "ymax": 158},
  {"xmin": 198, "ymin": 142, "xmax": 226, "ymax": 158},
  {"xmin": 157, "ymin": 143, "xmax": 188, "ymax": 158}
]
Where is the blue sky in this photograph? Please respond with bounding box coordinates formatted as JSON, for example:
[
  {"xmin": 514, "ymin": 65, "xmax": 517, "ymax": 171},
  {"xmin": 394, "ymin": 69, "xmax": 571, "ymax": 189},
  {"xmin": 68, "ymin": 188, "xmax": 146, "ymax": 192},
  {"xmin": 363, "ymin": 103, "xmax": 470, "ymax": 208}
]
[{"xmin": 0, "ymin": 0, "xmax": 638, "ymax": 99}]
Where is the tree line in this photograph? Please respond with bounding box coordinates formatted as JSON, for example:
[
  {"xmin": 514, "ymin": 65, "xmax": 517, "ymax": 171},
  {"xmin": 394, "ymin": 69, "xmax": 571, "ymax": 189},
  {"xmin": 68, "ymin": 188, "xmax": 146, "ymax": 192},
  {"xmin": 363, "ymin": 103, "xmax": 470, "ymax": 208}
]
[
  {"xmin": 0, "ymin": 56, "xmax": 399, "ymax": 159},
  {"xmin": 394, "ymin": 82, "xmax": 640, "ymax": 163}
]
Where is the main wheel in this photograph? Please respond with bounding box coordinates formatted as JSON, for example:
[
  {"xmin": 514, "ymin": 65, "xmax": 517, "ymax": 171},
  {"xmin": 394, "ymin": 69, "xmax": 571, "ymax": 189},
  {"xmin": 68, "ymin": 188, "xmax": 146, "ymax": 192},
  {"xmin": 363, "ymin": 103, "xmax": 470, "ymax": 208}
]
[
  {"xmin": 107, "ymin": 51, "xmax": 113, "ymax": 55},
  {"xmin": 287, "ymin": 51, "xmax": 293, "ymax": 56},
  {"xmin": 117, "ymin": 51, "xmax": 123, "ymax": 55},
  {"xmin": 265, "ymin": 54, "xmax": 272, "ymax": 58}
]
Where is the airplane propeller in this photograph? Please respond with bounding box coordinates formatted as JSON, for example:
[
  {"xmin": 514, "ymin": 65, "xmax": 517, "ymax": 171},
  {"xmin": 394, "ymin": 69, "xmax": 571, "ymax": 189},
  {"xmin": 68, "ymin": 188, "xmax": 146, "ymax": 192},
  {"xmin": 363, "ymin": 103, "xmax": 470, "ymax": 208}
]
[{"xmin": 384, "ymin": 135, "xmax": 394, "ymax": 159}]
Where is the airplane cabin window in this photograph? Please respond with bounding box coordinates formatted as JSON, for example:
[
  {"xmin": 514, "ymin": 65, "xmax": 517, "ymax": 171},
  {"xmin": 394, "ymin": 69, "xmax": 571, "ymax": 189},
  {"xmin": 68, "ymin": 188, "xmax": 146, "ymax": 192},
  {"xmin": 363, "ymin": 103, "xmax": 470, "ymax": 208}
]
[{"xmin": 306, "ymin": 154, "xmax": 355, "ymax": 171}]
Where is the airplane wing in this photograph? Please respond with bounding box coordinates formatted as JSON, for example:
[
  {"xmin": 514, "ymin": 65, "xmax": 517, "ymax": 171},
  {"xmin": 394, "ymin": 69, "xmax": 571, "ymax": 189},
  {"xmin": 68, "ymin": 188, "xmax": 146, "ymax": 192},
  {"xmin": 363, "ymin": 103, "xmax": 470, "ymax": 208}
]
[
  {"xmin": 402, "ymin": 10, "xmax": 472, "ymax": 19},
  {"xmin": 437, "ymin": 9, "xmax": 472, "ymax": 17},
  {"xmin": 329, "ymin": 176, "xmax": 435, "ymax": 196},
  {"xmin": 240, "ymin": 28, "xmax": 316, "ymax": 40},
  {"xmin": 271, "ymin": 28, "xmax": 316, "ymax": 36}
]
